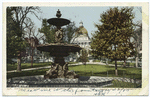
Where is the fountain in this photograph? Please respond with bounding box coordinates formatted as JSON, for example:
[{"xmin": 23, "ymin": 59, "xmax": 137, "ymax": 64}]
[{"xmin": 37, "ymin": 9, "xmax": 82, "ymax": 79}]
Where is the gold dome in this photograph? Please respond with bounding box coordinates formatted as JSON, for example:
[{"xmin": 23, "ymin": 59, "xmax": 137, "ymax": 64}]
[
  {"xmin": 74, "ymin": 22, "xmax": 88, "ymax": 36},
  {"xmin": 78, "ymin": 26, "xmax": 88, "ymax": 35}
]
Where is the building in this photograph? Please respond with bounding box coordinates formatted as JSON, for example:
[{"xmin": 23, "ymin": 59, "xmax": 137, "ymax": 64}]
[
  {"xmin": 71, "ymin": 22, "xmax": 91, "ymax": 52},
  {"xmin": 69, "ymin": 21, "xmax": 93, "ymax": 62},
  {"xmin": 21, "ymin": 47, "xmax": 54, "ymax": 63}
]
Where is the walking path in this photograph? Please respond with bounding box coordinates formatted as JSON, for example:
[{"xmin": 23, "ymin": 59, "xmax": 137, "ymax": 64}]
[
  {"xmin": 7, "ymin": 62, "xmax": 141, "ymax": 73},
  {"xmin": 7, "ymin": 66, "xmax": 51, "ymax": 73},
  {"xmin": 69, "ymin": 62, "xmax": 138, "ymax": 68}
]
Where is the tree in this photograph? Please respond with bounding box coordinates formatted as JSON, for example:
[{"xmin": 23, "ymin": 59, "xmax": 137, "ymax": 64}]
[
  {"xmin": 63, "ymin": 22, "xmax": 78, "ymax": 43},
  {"xmin": 7, "ymin": 7, "xmax": 17, "ymax": 64},
  {"xmin": 25, "ymin": 24, "xmax": 41, "ymax": 67},
  {"xmin": 7, "ymin": 7, "xmax": 41, "ymax": 71},
  {"xmin": 133, "ymin": 24, "xmax": 142, "ymax": 67},
  {"xmin": 132, "ymin": 7, "xmax": 142, "ymax": 67},
  {"xmin": 91, "ymin": 7, "xmax": 135, "ymax": 76},
  {"xmin": 38, "ymin": 19, "xmax": 57, "ymax": 61},
  {"xmin": 7, "ymin": 7, "xmax": 28, "ymax": 65},
  {"xmin": 38, "ymin": 19, "xmax": 56, "ymax": 43},
  {"xmin": 78, "ymin": 49, "xmax": 89, "ymax": 65}
]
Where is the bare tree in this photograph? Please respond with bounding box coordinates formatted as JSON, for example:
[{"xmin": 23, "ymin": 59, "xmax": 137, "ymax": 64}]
[
  {"xmin": 12, "ymin": 6, "xmax": 41, "ymax": 71},
  {"xmin": 133, "ymin": 7, "xmax": 142, "ymax": 67},
  {"xmin": 25, "ymin": 22, "xmax": 44, "ymax": 67},
  {"xmin": 133, "ymin": 23, "xmax": 142, "ymax": 67}
]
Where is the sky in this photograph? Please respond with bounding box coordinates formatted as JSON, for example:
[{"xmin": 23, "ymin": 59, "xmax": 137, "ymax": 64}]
[{"xmin": 29, "ymin": 6, "xmax": 142, "ymax": 38}]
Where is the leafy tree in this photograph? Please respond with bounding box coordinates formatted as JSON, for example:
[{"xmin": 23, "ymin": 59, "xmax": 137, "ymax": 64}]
[
  {"xmin": 38, "ymin": 18, "xmax": 56, "ymax": 59},
  {"xmin": 63, "ymin": 22, "xmax": 78, "ymax": 43},
  {"xmin": 38, "ymin": 19, "xmax": 56, "ymax": 43},
  {"xmin": 7, "ymin": 7, "xmax": 28, "ymax": 65},
  {"xmin": 7, "ymin": 7, "xmax": 41, "ymax": 71},
  {"xmin": 7, "ymin": 7, "xmax": 17, "ymax": 63},
  {"xmin": 78, "ymin": 49, "xmax": 89, "ymax": 65},
  {"xmin": 91, "ymin": 7, "xmax": 135, "ymax": 76}
]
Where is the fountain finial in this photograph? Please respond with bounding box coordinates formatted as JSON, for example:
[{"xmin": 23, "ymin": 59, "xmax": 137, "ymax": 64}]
[{"xmin": 56, "ymin": 9, "xmax": 62, "ymax": 18}]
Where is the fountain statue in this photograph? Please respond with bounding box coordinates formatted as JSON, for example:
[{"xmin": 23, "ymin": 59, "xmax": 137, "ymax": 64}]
[{"xmin": 37, "ymin": 9, "xmax": 82, "ymax": 79}]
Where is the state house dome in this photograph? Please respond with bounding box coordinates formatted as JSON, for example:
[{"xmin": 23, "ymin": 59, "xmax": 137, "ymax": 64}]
[
  {"xmin": 70, "ymin": 21, "xmax": 91, "ymax": 50},
  {"xmin": 68, "ymin": 21, "xmax": 93, "ymax": 62},
  {"xmin": 75, "ymin": 21, "xmax": 88, "ymax": 36}
]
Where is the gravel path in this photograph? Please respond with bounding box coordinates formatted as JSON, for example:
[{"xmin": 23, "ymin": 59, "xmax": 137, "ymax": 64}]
[{"xmin": 7, "ymin": 66, "xmax": 51, "ymax": 73}]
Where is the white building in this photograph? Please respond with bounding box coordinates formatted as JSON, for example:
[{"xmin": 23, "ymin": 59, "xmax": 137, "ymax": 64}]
[
  {"xmin": 69, "ymin": 21, "xmax": 93, "ymax": 62},
  {"xmin": 71, "ymin": 22, "xmax": 91, "ymax": 52},
  {"xmin": 22, "ymin": 47, "xmax": 54, "ymax": 63}
]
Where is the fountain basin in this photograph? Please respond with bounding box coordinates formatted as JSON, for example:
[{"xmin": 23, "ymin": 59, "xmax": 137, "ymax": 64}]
[{"xmin": 37, "ymin": 43, "xmax": 82, "ymax": 57}]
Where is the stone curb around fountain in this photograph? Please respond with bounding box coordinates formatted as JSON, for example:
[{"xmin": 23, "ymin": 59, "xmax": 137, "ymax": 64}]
[{"xmin": 7, "ymin": 75, "xmax": 114, "ymax": 87}]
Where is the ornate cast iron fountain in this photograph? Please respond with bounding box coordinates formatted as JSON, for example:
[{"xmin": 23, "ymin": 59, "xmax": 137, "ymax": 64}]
[{"xmin": 37, "ymin": 9, "xmax": 82, "ymax": 79}]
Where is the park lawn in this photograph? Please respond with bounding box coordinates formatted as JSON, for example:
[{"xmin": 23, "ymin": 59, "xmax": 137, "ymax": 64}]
[
  {"xmin": 68, "ymin": 64, "xmax": 141, "ymax": 79},
  {"xmin": 7, "ymin": 62, "xmax": 52, "ymax": 71},
  {"xmin": 106, "ymin": 80, "xmax": 140, "ymax": 88},
  {"xmin": 7, "ymin": 68, "xmax": 49, "ymax": 79}
]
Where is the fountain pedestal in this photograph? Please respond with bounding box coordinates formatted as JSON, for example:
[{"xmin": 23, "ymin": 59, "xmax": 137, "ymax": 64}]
[{"xmin": 44, "ymin": 62, "xmax": 78, "ymax": 79}]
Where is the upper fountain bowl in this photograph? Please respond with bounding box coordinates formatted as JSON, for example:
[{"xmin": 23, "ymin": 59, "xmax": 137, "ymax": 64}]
[
  {"xmin": 47, "ymin": 18, "xmax": 70, "ymax": 27},
  {"xmin": 47, "ymin": 9, "xmax": 70, "ymax": 27}
]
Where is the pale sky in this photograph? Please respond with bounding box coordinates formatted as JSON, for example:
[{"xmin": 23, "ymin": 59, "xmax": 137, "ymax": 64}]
[{"xmin": 29, "ymin": 6, "xmax": 142, "ymax": 38}]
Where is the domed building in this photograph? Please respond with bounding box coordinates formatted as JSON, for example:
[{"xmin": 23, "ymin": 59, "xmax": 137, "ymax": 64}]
[
  {"xmin": 70, "ymin": 21, "xmax": 91, "ymax": 52},
  {"xmin": 68, "ymin": 21, "xmax": 93, "ymax": 62}
]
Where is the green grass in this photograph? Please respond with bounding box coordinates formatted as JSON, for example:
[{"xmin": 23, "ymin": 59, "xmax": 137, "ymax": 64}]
[
  {"xmin": 7, "ymin": 64, "xmax": 141, "ymax": 80},
  {"xmin": 68, "ymin": 64, "xmax": 141, "ymax": 79},
  {"xmin": 7, "ymin": 68, "xmax": 49, "ymax": 79},
  {"xmin": 7, "ymin": 62, "xmax": 51, "ymax": 71},
  {"xmin": 106, "ymin": 80, "xmax": 140, "ymax": 88},
  {"xmin": 68, "ymin": 62, "xmax": 78, "ymax": 64},
  {"xmin": 93, "ymin": 60, "xmax": 101, "ymax": 62}
]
